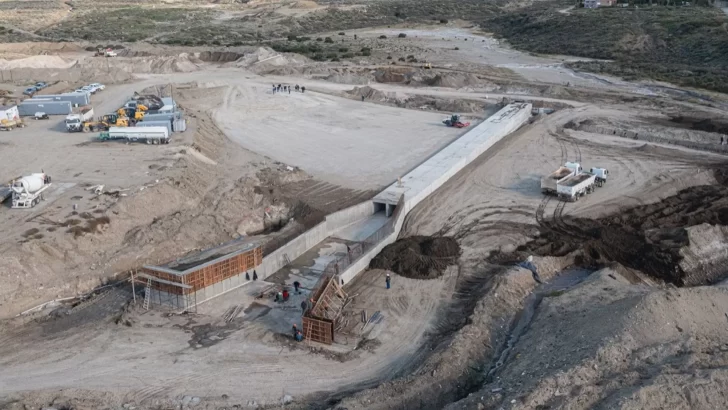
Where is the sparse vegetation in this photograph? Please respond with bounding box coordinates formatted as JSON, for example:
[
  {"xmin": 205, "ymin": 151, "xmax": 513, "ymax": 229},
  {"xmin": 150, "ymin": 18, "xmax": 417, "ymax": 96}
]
[
  {"xmin": 398, "ymin": 33, "xmax": 407, "ymax": 38},
  {"xmin": 324, "ymin": 37, "xmax": 334, "ymax": 43},
  {"xmin": 488, "ymin": 5, "xmax": 728, "ymax": 93}
]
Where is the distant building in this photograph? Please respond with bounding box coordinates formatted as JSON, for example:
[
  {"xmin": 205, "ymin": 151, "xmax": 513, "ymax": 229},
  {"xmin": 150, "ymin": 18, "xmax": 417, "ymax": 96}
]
[
  {"xmin": 584, "ymin": 0, "xmax": 616, "ymax": 7},
  {"xmin": 0, "ymin": 105, "xmax": 19, "ymax": 121}
]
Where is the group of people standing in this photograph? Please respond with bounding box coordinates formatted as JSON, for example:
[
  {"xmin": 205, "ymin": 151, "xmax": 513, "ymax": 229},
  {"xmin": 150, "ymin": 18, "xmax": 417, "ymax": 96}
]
[{"xmin": 272, "ymin": 84, "xmax": 305, "ymax": 94}]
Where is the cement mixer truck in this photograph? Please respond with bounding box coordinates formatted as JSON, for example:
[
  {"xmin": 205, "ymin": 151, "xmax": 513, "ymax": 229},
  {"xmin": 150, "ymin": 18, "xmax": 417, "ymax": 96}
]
[{"xmin": 11, "ymin": 172, "xmax": 52, "ymax": 209}]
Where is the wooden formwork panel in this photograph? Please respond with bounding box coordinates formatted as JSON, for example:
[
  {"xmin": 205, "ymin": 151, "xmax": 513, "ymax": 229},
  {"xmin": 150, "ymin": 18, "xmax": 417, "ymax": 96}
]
[
  {"xmin": 183, "ymin": 247, "xmax": 262, "ymax": 293},
  {"xmin": 141, "ymin": 267, "xmax": 186, "ymax": 295},
  {"xmin": 303, "ymin": 316, "xmax": 334, "ymax": 345},
  {"xmin": 142, "ymin": 247, "xmax": 262, "ymax": 295}
]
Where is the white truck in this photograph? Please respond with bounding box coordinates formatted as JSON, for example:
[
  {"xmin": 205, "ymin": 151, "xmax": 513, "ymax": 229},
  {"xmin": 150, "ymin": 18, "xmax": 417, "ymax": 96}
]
[
  {"xmin": 541, "ymin": 162, "xmax": 582, "ymax": 194},
  {"xmin": 556, "ymin": 166, "xmax": 609, "ymax": 201},
  {"xmin": 99, "ymin": 126, "xmax": 170, "ymax": 144},
  {"xmin": 65, "ymin": 107, "xmax": 94, "ymax": 132},
  {"xmin": 11, "ymin": 173, "xmax": 52, "ymax": 208}
]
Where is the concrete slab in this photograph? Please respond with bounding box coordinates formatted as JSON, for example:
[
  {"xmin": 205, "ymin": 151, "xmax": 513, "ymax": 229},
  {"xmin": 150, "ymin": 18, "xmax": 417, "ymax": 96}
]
[{"xmin": 267, "ymin": 237, "xmax": 353, "ymax": 291}]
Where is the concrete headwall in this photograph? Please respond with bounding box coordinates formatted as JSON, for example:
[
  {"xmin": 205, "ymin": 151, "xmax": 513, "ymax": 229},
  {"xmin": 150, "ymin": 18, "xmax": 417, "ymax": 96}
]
[
  {"xmin": 325, "ymin": 201, "xmax": 376, "ymax": 236},
  {"xmin": 339, "ymin": 202, "xmax": 407, "ymax": 284}
]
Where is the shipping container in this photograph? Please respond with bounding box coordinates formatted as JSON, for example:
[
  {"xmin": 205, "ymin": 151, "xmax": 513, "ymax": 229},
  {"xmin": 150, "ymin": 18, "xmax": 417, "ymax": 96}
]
[
  {"xmin": 31, "ymin": 92, "xmax": 90, "ymax": 106},
  {"xmin": 172, "ymin": 118, "xmax": 187, "ymax": 132},
  {"xmin": 18, "ymin": 100, "xmax": 73, "ymax": 116}
]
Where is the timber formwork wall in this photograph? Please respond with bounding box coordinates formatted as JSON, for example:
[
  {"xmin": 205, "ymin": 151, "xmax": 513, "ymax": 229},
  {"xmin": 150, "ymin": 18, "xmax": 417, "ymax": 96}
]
[
  {"xmin": 142, "ymin": 246, "xmax": 262, "ymax": 309},
  {"xmin": 302, "ymin": 316, "xmax": 334, "ymax": 345},
  {"xmin": 182, "ymin": 247, "xmax": 262, "ymax": 293}
]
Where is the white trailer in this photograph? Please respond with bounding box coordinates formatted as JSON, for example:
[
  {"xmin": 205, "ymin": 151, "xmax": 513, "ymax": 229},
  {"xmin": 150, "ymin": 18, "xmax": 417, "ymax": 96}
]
[
  {"xmin": 557, "ymin": 173, "xmax": 596, "ymax": 201},
  {"xmin": 100, "ymin": 126, "xmax": 170, "ymax": 144},
  {"xmin": 65, "ymin": 108, "xmax": 94, "ymax": 132},
  {"xmin": 541, "ymin": 162, "xmax": 582, "ymax": 194},
  {"xmin": 11, "ymin": 173, "xmax": 52, "ymax": 208}
]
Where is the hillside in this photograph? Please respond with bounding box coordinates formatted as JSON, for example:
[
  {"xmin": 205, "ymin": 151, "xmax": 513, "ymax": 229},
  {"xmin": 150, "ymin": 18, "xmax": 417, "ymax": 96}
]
[{"xmin": 487, "ymin": 5, "xmax": 728, "ymax": 92}]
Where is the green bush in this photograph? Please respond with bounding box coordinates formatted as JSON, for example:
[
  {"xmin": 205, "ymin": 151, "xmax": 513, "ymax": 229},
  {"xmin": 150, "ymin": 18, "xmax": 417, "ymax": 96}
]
[
  {"xmin": 339, "ymin": 47, "xmax": 349, "ymax": 52},
  {"xmin": 379, "ymin": 35, "xmax": 387, "ymax": 39},
  {"xmin": 324, "ymin": 37, "xmax": 334, "ymax": 43},
  {"xmin": 398, "ymin": 33, "xmax": 407, "ymax": 38}
]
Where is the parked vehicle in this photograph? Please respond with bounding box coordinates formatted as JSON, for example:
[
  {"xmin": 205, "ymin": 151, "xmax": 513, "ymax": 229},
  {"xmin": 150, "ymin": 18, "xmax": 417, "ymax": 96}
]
[
  {"xmin": 541, "ymin": 162, "xmax": 581, "ymax": 195},
  {"xmin": 33, "ymin": 112, "xmax": 49, "ymax": 120},
  {"xmin": 99, "ymin": 126, "xmax": 170, "ymax": 144},
  {"xmin": 555, "ymin": 166, "xmax": 609, "ymax": 201},
  {"xmin": 23, "ymin": 87, "xmax": 37, "ymax": 96},
  {"xmin": 11, "ymin": 172, "xmax": 52, "ymax": 209},
  {"xmin": 65, "ymin": 108, "xmax": 94, "ymax": 132},
  {"xmin": 35, "ymin": 82, "xmax": 48, "ymax": 90},
  {"xmin": 0, "ymin": 119, "xmax": 26, "ymax": 131},
  {"xmin": 88, "ymin": 83, "xmax": 105, "ymax": 92}
]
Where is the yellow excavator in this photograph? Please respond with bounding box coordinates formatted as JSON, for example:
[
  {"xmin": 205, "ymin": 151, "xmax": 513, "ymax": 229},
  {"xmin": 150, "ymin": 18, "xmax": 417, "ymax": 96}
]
[
  {"xmin": 82, "ymin": 113, "xmax": 129, "ymax": 132},
  {"xmin": 117, "ymin": 107, "xmax": 145, "ymax": 121}
]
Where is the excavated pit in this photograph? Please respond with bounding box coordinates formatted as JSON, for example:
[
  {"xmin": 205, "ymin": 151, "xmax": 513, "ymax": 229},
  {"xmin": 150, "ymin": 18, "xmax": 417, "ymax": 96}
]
[{"xmin": 370, "ymin": 236, "xmax": 461, "ymax": 279}]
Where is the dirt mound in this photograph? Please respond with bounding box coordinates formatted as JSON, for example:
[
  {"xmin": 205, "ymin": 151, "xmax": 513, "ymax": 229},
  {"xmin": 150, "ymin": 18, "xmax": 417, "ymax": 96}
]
[
  {"xmin": 0, "ymin": 55, "xmax": 76, "ymax": 69},
  {"xmin": 498, "ymin": 182, "xmax": 728, "ymax": 286},
  {"xmin": 374, "ymin": 67, "xmax": 416, "ymax": 83},
  {"xmin": 418, "ymin": 72, "xmax": 483, "ymax": 88},
  {"xmin": 448, "ymin": 267, "xmax": 728, "ymax": 410},
  {"xmin": 346, "ymin": 86, "xmax": 395, "ymax": 102},
  {"xmin": 0, "ymin": 42, "xmax": 82, "ymax": 54},
  {"xmin": 196, "ymin": 51, "xmax": 243, "ymax": 63},
  {"xmin": 78, "ymin": 54, "xmax": 201, "ymax": 74},
  {"xmin": 370, "ymin": 236, "xmax": 460, "ymax": 279}
]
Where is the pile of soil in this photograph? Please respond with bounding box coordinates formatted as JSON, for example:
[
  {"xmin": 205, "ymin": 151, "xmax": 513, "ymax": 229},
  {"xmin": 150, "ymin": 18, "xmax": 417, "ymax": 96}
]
[
  {"xmin": 370, "ymin": 236, "xmax": 460, "ymax": 279},
  {"xmin": 495, "ymin": 181, "xmax": 728, "ymax": 286}
]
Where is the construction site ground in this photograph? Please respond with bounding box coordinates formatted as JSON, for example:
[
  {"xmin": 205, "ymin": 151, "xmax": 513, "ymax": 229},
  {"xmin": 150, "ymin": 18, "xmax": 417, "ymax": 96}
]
[{"xmin": 0, "ymin": 21, "xmax": 728, "ymax": 410}]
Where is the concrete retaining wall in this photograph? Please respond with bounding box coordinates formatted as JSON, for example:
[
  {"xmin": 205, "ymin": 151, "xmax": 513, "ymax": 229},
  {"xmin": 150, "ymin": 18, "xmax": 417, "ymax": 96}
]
[
  {"xmin": 325, "ymin": 201, "xmax": 376, "ymax": 236},
  {"xmin": 258, "ymin": 221, "xmax": 329, "ymax": 278}
]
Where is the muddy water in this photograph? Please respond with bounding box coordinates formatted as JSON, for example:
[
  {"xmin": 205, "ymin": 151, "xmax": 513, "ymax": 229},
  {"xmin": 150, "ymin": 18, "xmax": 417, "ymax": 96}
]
[{"xmin": 485, "ymin": 267, "xmax": 593, "ymax": 381}]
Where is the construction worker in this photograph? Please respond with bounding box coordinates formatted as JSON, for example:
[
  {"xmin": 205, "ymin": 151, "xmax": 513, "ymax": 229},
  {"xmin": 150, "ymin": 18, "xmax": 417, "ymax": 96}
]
[
  {"xmin": 300, "ymin": 299, "xmax": 307, "ymax": 315},
  {"xmin": 245, "ymin": 272, "xmax": 250, "ymax": 281},
  {"xmin": 272, "ymin": 84, "xmax": 276, "ymax": 94},
  {"xmin": 301, "ymin": 86, "xmax": 306, "ymax": 93},
  {"xmin": 295, "ymin": 330, "xmax": 303, "ymax": 342},
  {"xmin": 282, "ymin": 289, "xmax": 290, "ymax": 301},
  {"xmin": 293, "ymin": 280, "xmax": 301, "ymax": 294},
  {"xmin": 292, "ymin": 323, "xmax": 298, "ymax": 338},
  {"xmin": 253, "ymin": 270, "xmax": 258, "ymax": 281},
  {"xmin": 288, "ymin": 86, "xmax": 291, "ymax": 94},
  {"xmin": 361, "ymin": 95, "xmax": 365, "ymax": 102},
  {"xmin": 295, "ymin": 84, "xmax": 300, "ymax": 92},
  {"xmin": 385, "ymin": 273, "xmax": 391, "ymax": 289}
]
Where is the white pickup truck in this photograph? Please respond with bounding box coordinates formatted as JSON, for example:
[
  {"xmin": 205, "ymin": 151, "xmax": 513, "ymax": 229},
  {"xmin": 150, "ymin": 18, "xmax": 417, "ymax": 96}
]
[{"xmin": 65, "ymin": 108, "xmax": 94, "ymax": 132}]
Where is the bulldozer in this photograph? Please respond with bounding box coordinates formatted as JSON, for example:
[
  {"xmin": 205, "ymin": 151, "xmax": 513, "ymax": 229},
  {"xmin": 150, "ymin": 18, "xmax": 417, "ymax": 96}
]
[{"xmin": 442, "ymin": 114, "xmax": 470, "ymax": 128}]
